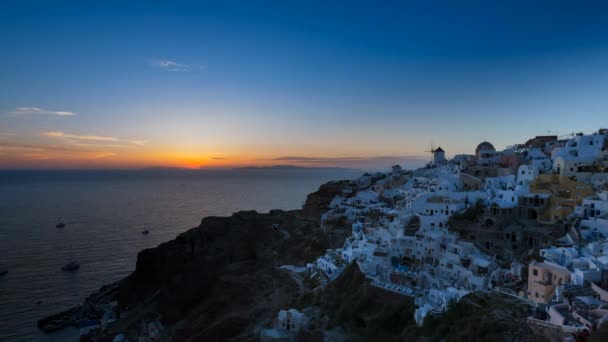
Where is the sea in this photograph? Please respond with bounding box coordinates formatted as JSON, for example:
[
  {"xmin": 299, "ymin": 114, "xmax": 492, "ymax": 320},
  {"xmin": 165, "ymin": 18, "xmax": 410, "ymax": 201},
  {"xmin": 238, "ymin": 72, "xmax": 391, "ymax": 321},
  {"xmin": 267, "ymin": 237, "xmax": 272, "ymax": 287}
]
[{"xmin": 0, "ymin": 168, "xmax": 362, "ymax": 341}]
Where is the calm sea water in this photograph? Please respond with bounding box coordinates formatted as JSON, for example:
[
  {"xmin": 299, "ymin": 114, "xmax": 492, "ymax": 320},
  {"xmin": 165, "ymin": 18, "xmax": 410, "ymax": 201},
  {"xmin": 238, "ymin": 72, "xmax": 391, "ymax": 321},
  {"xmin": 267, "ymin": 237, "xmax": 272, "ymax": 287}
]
[{"xmin": 0, "ymin": 168, "xmax": 361, "ymax": 341}]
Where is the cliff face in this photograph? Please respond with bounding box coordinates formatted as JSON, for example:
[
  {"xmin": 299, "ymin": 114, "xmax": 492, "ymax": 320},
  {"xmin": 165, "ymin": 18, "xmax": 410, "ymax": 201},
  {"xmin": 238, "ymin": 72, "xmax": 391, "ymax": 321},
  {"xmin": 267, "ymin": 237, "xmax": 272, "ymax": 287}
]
[
  {"xmin": 113, "ymin": 181, "xmax": 352, "ymax": 341},
  {"xmin": 300, "ymin": 181, "xmax": 349, "ymax": 221}
]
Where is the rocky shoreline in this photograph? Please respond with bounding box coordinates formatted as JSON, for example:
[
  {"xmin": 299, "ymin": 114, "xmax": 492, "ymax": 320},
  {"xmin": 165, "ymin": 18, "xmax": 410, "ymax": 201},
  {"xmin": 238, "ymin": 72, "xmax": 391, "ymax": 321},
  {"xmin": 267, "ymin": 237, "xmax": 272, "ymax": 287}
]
[{"xmin": 38, "ymin": 282, "xmax": 120, "ymax": 333}]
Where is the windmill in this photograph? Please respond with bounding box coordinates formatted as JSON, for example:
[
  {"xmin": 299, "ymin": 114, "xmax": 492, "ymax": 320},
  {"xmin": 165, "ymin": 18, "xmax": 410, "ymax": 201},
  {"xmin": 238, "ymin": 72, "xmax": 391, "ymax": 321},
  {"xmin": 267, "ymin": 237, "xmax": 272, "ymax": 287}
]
[
  {"xmin": 425, "ymin": 141, "xmax": 446, "ymax": 165},
  {"xmin": 424, "ymin": 141, "xmax": 437, "ymax": 156}
]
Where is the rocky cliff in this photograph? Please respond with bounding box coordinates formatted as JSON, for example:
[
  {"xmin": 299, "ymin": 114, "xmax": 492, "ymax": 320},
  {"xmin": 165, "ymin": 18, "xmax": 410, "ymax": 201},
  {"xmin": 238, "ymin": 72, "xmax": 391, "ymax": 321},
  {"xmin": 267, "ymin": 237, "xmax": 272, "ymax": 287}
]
[{"xmin": 40, "ymin": 180, "xmax": 352, "ymax": 341}]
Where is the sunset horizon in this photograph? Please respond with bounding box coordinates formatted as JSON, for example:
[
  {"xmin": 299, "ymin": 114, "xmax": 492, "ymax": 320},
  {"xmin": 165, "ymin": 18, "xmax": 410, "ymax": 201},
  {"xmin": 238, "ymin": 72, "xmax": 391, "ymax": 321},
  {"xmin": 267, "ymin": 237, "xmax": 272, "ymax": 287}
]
[
  {"xmin": 3, "ymin": 1, "xmax": 608, "ymax": 170},
  {"xmin": 4, "ymin": 3, "xmax": 608, "ymax": 341}
]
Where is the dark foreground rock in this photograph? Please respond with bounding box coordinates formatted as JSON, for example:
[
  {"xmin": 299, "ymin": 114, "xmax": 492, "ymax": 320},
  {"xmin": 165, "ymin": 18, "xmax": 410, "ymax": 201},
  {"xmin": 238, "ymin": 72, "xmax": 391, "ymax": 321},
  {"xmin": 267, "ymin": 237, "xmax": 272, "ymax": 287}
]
[
  {"xmin": 38, "ymin": 282, "xmax": 119, "ymax": 333},
  {"xmin": 38, "ymin": 306, "xmax": 82, "ymax": 333}
]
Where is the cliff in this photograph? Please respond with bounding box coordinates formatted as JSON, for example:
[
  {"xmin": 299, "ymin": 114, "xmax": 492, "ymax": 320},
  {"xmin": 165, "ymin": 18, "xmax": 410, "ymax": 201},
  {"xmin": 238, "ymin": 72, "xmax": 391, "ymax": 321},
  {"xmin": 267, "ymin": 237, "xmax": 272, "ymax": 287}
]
[{"xmin": 40, "ymin": 180, "xmax": 352, "ymax": 340}]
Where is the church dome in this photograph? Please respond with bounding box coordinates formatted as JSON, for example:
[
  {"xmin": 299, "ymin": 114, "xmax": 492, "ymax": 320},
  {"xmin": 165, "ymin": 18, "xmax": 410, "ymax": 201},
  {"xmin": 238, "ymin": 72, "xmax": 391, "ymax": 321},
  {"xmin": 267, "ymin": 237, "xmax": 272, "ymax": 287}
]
[{"xmin": 476, "ymin": 141, "xmax": 495, "ymax": 156}]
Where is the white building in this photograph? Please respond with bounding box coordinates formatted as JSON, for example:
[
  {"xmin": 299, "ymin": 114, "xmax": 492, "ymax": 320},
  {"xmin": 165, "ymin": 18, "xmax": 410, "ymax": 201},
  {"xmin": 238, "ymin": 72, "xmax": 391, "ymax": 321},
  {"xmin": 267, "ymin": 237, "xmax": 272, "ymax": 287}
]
[
  {"xmin": 552, "ymin": 132, "xmax": 608, "ymax": 162},
  {"xmin": 315, "ymin": 250, "xmax": 345, "ymax": 280},
  {"xmin": 516, "ymin": 165, "xmax": 539, "ymax": 185},
  {"xmin": 277, "ymin": 309, "xmax": 307, "ymax": 332}
]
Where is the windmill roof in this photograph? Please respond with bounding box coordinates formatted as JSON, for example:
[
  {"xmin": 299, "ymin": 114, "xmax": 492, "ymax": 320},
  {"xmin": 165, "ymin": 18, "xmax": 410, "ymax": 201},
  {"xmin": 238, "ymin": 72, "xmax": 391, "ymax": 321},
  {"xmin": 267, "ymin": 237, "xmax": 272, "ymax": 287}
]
[{"xmin": 433, "ymin": 147, "xmax": 445, "ymax": 153}]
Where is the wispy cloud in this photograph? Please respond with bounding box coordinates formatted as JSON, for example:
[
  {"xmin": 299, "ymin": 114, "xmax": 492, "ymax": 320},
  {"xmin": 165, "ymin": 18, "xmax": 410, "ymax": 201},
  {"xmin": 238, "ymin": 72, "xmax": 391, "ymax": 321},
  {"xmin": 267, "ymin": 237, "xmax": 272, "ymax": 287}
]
[
  {"xmin": 9, "ymin": 107, "xmax": 75, "ymax": 117},
  {"xmin": 42, "ymin": 131, "xmax": 146, "ymax": 146},
  {"xmin": 0, "ymin": 142, "xmax": 115, "ymax": 159},
  {"xmin": 262, "ymin": 155, "xmax": 429, "ymax": 170},
  {"xmin": 270, "ymin": 156, "xmax": 428, "ymax": 163},
  {"xmin": 0, "ymin": 132, "xmax": 16, "ymax": 140},
  {"xmin": 81, "ymin": 151, "xmax": 117, "ymax": 159},
  {"xmin": 211, "ymin": 157, "xmax": 226, "ymax": 160},
  {"xmin": 0, "ymin": 142, "xmax": 68, "ymax": 152},
  {"xmin": 148, "ymin": 58, "xmax": 205, "ymax": 72}
]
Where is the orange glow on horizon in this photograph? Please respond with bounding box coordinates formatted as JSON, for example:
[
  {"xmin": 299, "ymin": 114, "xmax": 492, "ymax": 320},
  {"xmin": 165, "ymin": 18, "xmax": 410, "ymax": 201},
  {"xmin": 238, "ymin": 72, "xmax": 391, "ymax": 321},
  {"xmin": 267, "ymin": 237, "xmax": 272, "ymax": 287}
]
[{"xmin": 0, "ymin": 137, "xmax": 430, "ymax": 170}]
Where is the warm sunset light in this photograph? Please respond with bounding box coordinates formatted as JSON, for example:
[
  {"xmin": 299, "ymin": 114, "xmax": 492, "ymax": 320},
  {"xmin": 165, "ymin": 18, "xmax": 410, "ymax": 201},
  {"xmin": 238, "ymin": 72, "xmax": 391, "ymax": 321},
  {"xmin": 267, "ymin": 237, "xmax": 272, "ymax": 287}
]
[
  {"xmin": 4, "ymin": 2, "xmax": 608, "ymax": 341},
  {"xmin": 3, "ymin": 2, "xmax": 607, "ymax": 171}
]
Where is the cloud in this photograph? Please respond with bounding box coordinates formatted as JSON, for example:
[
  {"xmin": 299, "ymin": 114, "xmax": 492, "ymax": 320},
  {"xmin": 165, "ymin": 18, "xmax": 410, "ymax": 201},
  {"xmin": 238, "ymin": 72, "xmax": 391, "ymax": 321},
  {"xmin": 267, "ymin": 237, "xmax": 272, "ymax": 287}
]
[
  {"xmin": 0, "ymin": 142, "xmax": 70, "ymax": 152},
  {"xmin": 211, "ymin": 157, "xmax": 226, "ymax": 160},
  {"xmin": 262, "ymin": 155, "xmax": 429, "ymax": 170},
  {"xmin": 270, "ymin": 156, "xmax": 428, "ymax": 163},
  {"xmin": 9, "ymin": 107, "xmax": 75, "ymax": 117},
  {"xmin": 0, "ymin": 132, "xmax": 16, "ymax": 140},
  {"xmin": 42, "ymin": 131, "xmax": 146, "ymax": 146},
  {"xmin": 81, "ymin": 151, "xmax": 117, "ymax": 159},
  {"xmin": 148, "ymin": 58, "xmax": 205, "ymax": 72},
  {"xmin": 43, "ymin": 131, "xmax": 117, "ymax": 142},
  {"xmin": 0, "ymin": 142, "xmax": 117, "ymax": 161}
]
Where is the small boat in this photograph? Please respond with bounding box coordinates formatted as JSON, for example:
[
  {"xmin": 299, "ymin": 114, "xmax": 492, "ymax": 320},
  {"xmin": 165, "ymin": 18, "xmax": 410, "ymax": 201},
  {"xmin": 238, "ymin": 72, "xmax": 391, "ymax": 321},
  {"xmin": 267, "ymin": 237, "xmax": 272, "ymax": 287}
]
[
  {"xmin": 61, "ymin": 261, "xmax": 80, "ymax": 272},
  {"xmin": 56, "ymin": 217, "xmax": 66, "ymax": 228},
  {"xmin": 141, "ymin": 230, "xmax": 149, "ymax": 235},
  {"xmin": 61, "ymin": 245, "xmax": 79, "ymax": 272}
]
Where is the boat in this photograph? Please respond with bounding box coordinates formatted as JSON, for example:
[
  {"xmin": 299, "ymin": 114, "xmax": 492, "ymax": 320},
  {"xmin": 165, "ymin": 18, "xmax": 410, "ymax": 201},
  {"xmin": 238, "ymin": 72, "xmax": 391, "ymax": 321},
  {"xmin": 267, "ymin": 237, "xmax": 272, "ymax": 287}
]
[
  {"xmin": 61, "ymin": 261, "xmax": 80, "ymax": 272},
  {"xmin": 56, "ymin": 217, "xmax": 66, "ymax": 228},
  {"xmin": 141, "ymin": 229, "xmax": 149, "ymax": 235},
  {"xmin": 61, "ymin": 246, "xmax": 79, "ymax": 272},
  {"xmin": 0, "ymin": 269, "xmax": 7, "ymax": 277}
]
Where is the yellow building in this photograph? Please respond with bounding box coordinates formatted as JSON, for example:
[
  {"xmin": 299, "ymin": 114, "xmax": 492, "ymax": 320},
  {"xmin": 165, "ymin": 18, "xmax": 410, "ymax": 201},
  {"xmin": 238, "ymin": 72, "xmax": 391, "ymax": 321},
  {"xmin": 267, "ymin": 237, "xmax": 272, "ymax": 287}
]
[{"xmin": 529, "ymin": 174, "xmax": 594, "ymax": 223}]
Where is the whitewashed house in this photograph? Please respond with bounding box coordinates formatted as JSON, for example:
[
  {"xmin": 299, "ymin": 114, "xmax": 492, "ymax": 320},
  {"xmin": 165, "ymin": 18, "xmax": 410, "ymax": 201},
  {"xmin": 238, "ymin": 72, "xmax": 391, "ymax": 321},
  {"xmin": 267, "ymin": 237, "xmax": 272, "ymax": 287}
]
[{"xmin": 277, "ymin": 309, "xmax": 307, "ymax": 332}]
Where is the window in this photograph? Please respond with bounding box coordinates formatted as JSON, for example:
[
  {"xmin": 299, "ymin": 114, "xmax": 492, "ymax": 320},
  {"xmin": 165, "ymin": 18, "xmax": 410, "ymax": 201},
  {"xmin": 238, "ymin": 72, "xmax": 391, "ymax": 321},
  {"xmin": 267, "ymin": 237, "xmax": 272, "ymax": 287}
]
[{"xmin": 533, "ymin": 269, "xmax": 538, "ymax": 276}]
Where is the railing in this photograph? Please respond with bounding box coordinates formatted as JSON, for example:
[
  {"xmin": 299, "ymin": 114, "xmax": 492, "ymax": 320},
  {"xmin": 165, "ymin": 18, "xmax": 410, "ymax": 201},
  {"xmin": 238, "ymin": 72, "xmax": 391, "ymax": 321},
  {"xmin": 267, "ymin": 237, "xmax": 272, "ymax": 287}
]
[
  {"xmin": 526, "ymin": 317, "xmax": 582, "ymax": 334},
  {"xmin": 493, "ymin": 287, "xmax": 535, "ymax": 306}
]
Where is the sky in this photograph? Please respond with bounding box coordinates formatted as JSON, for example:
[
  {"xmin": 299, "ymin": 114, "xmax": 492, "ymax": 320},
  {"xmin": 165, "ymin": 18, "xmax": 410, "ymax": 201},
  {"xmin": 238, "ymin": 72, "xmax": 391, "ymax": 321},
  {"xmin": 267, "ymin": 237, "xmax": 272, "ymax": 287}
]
[{"xmin": 1, "ymin": 0, "xmax": 608, "ymax": 170}]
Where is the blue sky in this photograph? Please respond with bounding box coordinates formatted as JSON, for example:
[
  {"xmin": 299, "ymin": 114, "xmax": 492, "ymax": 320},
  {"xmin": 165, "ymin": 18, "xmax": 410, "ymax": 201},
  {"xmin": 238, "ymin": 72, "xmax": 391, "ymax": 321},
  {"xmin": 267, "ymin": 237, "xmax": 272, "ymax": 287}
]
[{"xmin": 1, "ymin": 1, "xmax": 608, "ymax": 169}]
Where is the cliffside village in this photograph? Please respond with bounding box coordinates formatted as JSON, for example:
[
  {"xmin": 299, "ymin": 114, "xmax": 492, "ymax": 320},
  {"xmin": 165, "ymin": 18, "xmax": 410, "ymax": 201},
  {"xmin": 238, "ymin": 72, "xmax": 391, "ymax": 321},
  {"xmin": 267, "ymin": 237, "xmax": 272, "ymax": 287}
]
[{"xmin": 264, "ymin": 129, "xmax": 608, "ymax": 341}]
